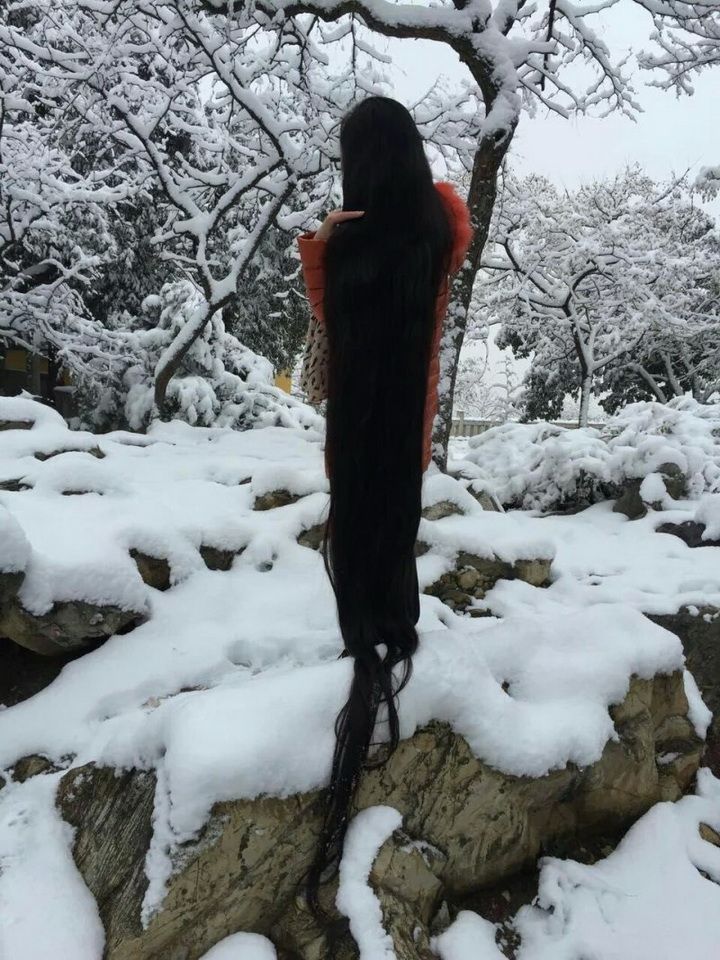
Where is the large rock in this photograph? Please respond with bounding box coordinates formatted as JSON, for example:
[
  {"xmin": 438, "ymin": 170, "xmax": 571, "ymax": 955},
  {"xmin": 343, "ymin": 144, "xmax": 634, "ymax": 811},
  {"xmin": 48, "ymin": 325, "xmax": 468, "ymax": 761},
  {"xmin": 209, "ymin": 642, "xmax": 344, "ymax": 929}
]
[
  {"xmin": 424, "ymin": 551, "xmax": 553, "ymax": 613},
  {"xmin": 656, "ymin": 521, "xmax": 720, "ymax": 550},
  {"xmin": 613, "ymin": 463, "xmax": 688, "ymax": 520},
  {"xmin": 0, "ymin": 569, "xmax": 23, "ymax": 606},
  {"xmin": 55, "ymin": 670, "xmax": 701, "ymax": 960},
  {"xmin": 650, "ymin": 606, "xmax": 720, "ymax": 775},
  {"xmin": 0, "ymin": 597, "xmax": 145, "ymax": 656},
  {"xmin": 58, "ymin": 766, "xmax": 157, "ymax": 944}
]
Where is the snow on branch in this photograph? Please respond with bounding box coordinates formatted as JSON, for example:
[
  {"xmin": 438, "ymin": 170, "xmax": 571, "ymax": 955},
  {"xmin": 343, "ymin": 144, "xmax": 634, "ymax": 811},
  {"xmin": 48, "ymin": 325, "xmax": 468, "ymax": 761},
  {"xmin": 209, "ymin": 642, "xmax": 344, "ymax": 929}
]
[{"xmin": 479, "ymin": 166, "xmax": 720, "ymax": 425}]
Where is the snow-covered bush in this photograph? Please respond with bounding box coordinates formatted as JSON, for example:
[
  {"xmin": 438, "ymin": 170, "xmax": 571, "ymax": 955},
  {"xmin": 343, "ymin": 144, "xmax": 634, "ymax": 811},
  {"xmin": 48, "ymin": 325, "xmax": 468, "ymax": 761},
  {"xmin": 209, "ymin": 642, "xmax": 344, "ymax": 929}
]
[
  {"xmin": 76, "ymin": 281, "xmax": 323, "ymax": 435},
  {"xmin": 461, "ymin": 398, "xmax": 720, "ymax": 512}
]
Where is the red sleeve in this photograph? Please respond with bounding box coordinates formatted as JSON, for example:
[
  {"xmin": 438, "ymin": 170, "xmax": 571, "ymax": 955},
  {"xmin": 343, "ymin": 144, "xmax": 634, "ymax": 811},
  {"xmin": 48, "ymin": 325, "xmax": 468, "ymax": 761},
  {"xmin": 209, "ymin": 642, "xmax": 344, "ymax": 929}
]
[
  {"xmin": 434, "ymin": 180, "xmax": 474, "ymax": 274},
  {"xmin": 297, "ymin": 231, "xmax": 326, "ymax": 324}
]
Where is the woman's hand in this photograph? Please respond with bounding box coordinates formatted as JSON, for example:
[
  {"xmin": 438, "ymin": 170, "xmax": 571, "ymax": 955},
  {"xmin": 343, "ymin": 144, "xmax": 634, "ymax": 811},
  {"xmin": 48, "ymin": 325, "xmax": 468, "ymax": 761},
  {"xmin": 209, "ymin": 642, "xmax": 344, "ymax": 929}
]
[{"xmin": 314, "ymin": 209, "xmax": 364, "ymax": 241}]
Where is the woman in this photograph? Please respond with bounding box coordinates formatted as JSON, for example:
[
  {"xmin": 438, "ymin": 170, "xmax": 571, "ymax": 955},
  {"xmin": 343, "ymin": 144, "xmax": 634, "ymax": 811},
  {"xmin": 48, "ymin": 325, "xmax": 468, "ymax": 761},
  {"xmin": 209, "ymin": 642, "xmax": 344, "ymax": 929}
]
[{"xmin": 296, "ymin": 95, "xmax": 473, "ymax": 919}]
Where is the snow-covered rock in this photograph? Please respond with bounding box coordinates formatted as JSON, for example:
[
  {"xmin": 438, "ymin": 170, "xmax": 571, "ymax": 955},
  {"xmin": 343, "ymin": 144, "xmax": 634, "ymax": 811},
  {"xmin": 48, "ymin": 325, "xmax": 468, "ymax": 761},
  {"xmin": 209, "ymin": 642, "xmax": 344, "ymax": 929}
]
[
  {"xmin": 55, "ymin": 632, "xmax": 700, "ymax": 960},
  {"xmin": 0, "ymin": 397, "xmax": 718, "ymax": 960}
]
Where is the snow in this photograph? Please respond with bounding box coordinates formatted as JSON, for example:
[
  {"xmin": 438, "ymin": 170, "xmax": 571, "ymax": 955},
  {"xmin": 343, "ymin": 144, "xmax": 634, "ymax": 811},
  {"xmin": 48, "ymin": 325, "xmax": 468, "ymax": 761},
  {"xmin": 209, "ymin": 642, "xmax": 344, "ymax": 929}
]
[
  {"xmin": 335, "ymin": 806, "xmax": 403, "ymax": 960},
  {"xmin": 512, "ymin": 768, "xmax": 720, "ymax": 960},
  {"xmin": 472, "ymin": 501, "xmax": 720, "ymax": 623},
  {"xmin": 0, "ymin": 505, "xmax": 30, "ymax": 573},
  {"xmin": 684, "ymin": 671, "xmax": 714, "ymax": 740},
  {"xmin": 0, "ymin": 397, "xmax": 66, "ymax": 430},
  {"xmin": 418, "ymin": 470, "xmax": 483, "ymax": 517},
  {"xmin": 0, "ymin": 398, "xmax": 718, "ymax": 957},
  {"xmin": 198, "ymin": 932, "xmax": 277, "ymax": 959},
  {"xmin": 250, "ymin": 461, "xmax": 329, "ymax": 499},
  {"xmin": 431, "ymin": 774, "xmax": 720, "ymax": 960},
  {"xmin": 639, "ymin": 471, "xmax": 671, "ymax": 507},
  {"xmin": 695, "ymin": 494, "xmax": 720, "ymax": 541},
  {"xmin": 0, "ymin": 775, "xmax": 105, "ymax": 960},
  {"xmin": 431, "ymin": 910, "xmax": 505, "ymax": 960}
]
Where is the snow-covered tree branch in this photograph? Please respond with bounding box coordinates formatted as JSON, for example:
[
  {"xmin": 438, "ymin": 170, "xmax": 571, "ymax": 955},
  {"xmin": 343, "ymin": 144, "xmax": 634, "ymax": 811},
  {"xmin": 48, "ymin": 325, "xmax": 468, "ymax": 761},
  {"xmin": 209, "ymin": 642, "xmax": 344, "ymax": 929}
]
[
  {"xmin": 2, "ymin": 0, "xmax": 717, "ymax": 448},
  {"xmin": 481, "ymin": 167, "xmax": 720, "ymax": 424}
]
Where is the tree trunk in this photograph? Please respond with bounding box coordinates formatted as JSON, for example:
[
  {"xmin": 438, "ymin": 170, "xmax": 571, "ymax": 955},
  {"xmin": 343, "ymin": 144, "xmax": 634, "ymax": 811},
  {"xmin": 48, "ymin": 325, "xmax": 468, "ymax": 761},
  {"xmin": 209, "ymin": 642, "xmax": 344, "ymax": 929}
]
[
  {"xmin": 431, "ymin": 126, "xmax": 515, "ymax": 472},
  {"xmin": 578, "ymin": 376, "xmax": 591, "ymax": 428}
]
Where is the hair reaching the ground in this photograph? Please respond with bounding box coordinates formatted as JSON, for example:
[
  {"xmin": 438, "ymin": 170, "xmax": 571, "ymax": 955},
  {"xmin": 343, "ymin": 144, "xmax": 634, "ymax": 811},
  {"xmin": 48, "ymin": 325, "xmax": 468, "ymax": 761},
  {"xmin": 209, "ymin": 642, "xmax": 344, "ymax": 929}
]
[{"xmin": 303, "ymin": 95, "xmax": 453, "ymax": 923}]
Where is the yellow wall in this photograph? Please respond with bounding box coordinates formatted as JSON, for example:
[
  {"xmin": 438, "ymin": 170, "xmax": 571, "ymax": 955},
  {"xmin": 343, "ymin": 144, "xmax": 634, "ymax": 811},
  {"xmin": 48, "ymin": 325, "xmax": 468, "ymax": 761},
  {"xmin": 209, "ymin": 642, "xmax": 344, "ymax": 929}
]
[
  {"xmin": 4, "ymin": 349, "xmax": 48, "ymax": 374},
  {"xmin": 2, "ymin": 348, "xmax": 71, "ymax": 385},
  {"xmin": 274, "ymin": 369, "xmax": 292, "ymax": 393}
]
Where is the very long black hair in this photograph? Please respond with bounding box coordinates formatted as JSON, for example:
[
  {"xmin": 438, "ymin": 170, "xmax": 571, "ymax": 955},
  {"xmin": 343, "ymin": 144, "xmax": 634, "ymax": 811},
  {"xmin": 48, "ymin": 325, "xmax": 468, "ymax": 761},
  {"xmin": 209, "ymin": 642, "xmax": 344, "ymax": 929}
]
[{"xmin": 304, "ymin": 96, "xmax": 454, "ymax": 918}]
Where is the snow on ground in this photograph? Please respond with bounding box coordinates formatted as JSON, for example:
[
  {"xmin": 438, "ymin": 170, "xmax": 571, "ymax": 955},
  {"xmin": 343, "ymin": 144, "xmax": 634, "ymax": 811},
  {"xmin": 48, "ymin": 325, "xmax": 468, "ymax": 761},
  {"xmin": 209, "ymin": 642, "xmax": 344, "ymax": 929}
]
[
  {"xmin": 0, "ymin": 395, "xmax": 719, "ymax": 958},
  {"xmin": 0, "ymin": 773, "xmax": 105, "ymax": 960},
  {"xmin": 469, "ymin": 503, "xmax": 720, "ymax": 621}
]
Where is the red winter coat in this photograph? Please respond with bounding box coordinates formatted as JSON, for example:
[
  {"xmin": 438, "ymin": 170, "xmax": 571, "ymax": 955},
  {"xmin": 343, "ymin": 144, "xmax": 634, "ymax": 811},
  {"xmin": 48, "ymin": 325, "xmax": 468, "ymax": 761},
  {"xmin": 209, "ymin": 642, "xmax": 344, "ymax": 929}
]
[{"xmin": 297, "ymin": 180, "xmax": 473, "ymax": 475}]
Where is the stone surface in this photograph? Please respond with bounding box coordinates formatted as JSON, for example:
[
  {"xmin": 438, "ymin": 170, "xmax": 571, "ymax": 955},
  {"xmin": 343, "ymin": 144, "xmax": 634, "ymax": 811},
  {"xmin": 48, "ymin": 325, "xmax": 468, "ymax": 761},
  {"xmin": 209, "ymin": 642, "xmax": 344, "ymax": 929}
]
[
  {"xmin": 253, "ymin": 488, "xmax": 302, "ymax": 511},
  {"xmin": 656, "ymin": 521, "xmax": 720, "ymax": 550},
  {"xmin": 465, "ymin": 483, "xmax": 503, "ymax": 513},
  {"xmin": 57, "ymin": 765, "xmax": 157, "ymax": 948},
  {"xmin": 275, "ymin": 831, "xmax": 443, "ymax": 960},
  {"xmin": 613, "ymin": 479, "xmax": 647, "ymax": 520},
  {"xmin": 613, "ymin": 463, "xmax": 688, "ymax": 520},
  {"xmin": 0, "ymin": 478, "xmax": 32, "ymax": 491},
  {"xmin": 297, "ymin": 522, "xmax": 327, "ymax": 552},
  {"xmin": 700, "ymin": 822, "xmax": 720, "ymax": 847},
  {"xmin": 659, "ymin": 462, "xmax": 688, "ymax": 501},
  {"xmin": 199, "ymin": 545, "xmax": 244, "ymax": 571},
  {"xmin": 34, "ymin": 445, "xmax": 106, "ymax": 461},
  {"xmin": 130, "ymin": 550, "xmax": 171, "ymax": 591},
  {"xmin": 0, "ymin": 597, "xmax": 145, "ymax": 656},
  {"xmin": 650, "ymin": 606, "xmax": 720, "ymax": 776},
  {"xmin": 422, "ymin": 500, "xmax": 465, "ymax": 521},
  {"xmin": 56, "ymin": 670, "xmax": 700, "ymax": 960},
  {"xmin": 424, "ymin": 552, "xmax": 553, "ymax": 612},
  {"xmin": 11, "ymin": 754, "xmax": 57, "ymax": 782},
  {"xmin": 0, "ymin": 419, "xmax": 33, "ymax": 431},
  {"xmin": 0, "ymin": 569, "xmax": 23, "ymax": 606}
]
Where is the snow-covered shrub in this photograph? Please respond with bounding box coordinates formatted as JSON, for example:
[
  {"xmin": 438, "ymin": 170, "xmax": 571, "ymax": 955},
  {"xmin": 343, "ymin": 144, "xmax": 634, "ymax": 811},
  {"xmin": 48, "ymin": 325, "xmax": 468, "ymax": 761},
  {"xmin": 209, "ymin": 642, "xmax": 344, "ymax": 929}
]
[
  {"xmin": 461, "ymin": 398, "xmax": 720, "ymax": 512},
  {"xmin": 76, "ymin": 280, "xmax": 322, "ymax": 435}
]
